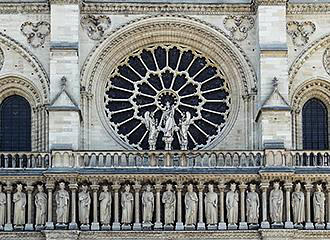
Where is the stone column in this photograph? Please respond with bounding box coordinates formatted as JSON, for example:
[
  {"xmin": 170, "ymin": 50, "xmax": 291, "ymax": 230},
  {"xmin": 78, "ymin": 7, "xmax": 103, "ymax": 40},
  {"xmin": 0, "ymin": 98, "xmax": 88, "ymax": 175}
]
[
  {"xmin": 154, "ymin": 183, "xmax": 163, "ymax": 230},
  {"xmin": 91, "ymin": 184, "xmax": 100, "ymax": 230},
  {"xmin": 218, "ymin": 182, "xmax": 226, "ymax": 230},
  {"xmin": 4, "ymin": 184, "xmax": 13, "ymax": 231},
  {"xmin": 327, "ymin": 182, "xmax": 330, "ymax": 229},
  {"xmin": 284, "ymin": 182, "xmax": 293, "ymax": 229},
  {"xmin": 69, "ymin": 183, "xmax": 78, "ymax": 230},
  {"xmin": 305, "ymin": 183, "xmax": 314, "ymax": 229},
  {"xmin": 45, "ymin": 183, "xmax": 54, "ymax": 230},
  {"xmin": 25, "ymin": 185, "xmax": 34, "ymax": 231},
  {"xmin": 133, "ymin": 182, "xmax": 142, "ymax": 230},
  {"xmin": 239, "ymin": 183, "xmax": 248, "ymax": 229},
  {"xmin": 112, "ymin": 183, "xmax": 121, "ymax": 231},
  {"xmin": 175, "ymin": 183, "xmax": 184, "ymax": 231},
  {"xmin": 260, "ymin": 181, "xmax": 270, "ymax": 228},
  {"xmin": 197, "ymin": 183, "xmax": 205, "ymax": 230}
]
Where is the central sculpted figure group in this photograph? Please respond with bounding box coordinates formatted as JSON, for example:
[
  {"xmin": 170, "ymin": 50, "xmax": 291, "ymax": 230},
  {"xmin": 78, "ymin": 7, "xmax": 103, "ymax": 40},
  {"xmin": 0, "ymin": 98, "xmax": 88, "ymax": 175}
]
[{"xmin": 143, "ymin": 102, "xmax": 192, "ymax": 150}]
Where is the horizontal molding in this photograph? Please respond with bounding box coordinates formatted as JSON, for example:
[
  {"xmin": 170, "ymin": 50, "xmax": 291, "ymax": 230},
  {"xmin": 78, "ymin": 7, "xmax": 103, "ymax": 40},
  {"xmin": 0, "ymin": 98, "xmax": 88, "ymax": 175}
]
[
  {"xmin": 0, "ymin": 2, "xmax": 49, "ymax": 14},
  {"xmin": 287, "ymin": 2, "xmax": 330, "ymax": 15}
]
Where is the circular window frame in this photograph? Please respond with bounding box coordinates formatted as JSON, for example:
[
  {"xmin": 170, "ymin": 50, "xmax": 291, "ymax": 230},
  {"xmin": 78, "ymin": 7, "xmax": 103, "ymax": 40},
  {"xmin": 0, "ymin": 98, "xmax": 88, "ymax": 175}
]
[{"xmin": 82, "ymin": 15, "xmax": 256, "ymax": 150}]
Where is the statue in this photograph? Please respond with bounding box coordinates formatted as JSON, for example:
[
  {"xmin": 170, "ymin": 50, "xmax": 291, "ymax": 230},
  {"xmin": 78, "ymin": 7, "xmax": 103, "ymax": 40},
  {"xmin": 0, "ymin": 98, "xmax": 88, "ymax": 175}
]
[
  {"xmin": 313, "ymin": 184, "xmax": 325, "ymax": 224},
  {"xmin": 292, "ymin": 183, "xmax": 305, "ymax": 225},
  {"xmin": 162, "ymin": 184, "xmax": 176, "ymax": 226},
  {"xmin": 142, "ymin": 111, "xmax": 159, "ymax": 150},
  {"xmin": 269, "ymin": 182, "xmax": 283, "ymax": 224},
  {"xmin": 0, "ymin": 185, "xmax": 6, "ymax": 226},
  {"xmin": 246, "ymin": 184, "xmax": 259, "ymax": 224},
  {"xmin": 99, "ymin": 185, "xmax": 112, "ymax": 225},
  {"xmin": 55, "ymin": 182, "xmax": 70, "ymax": 224},
  {"xmin": 121, "ymin": 185, "xmax": 134, "ymax": 225},
  {"xmin": 142, "ymin": 185, "xmax": 154, "ymax": 224},
  {"xmin": 78, "ymin": 185, "xmax": 91, "ymax": 225},
  {"xmin": 178, "ymin": 111, "xmax": 192, "ymax": 150},
  {"xmin": 204, "ymin": 184, "xmax": 218, "ymax": 226},
  {"xmin": 13, "ymin": 184, "xmax": 26, "ymax": 226},
  {"xmin": 35, "ymin": 185, "xmax": 47, "ymax": 226},
  {"xmin": 160, "ymin": 101, "xmax": 177, "ymax": 150},
  {"xmin": 184, "ymin": 184, "xmax": 198, "ymax": 226},
  {"xmin": 226, "ymin": 183, "xmax": 239, "ymax": 225}
]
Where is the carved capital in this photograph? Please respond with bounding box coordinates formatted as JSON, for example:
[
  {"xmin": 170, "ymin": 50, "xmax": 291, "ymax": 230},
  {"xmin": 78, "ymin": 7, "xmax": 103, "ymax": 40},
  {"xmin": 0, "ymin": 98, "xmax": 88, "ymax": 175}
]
[
  {"xmin": 284, "ymin": 182, "xmax": 293, "ymax": 191},
  {"xmin": 90, "ymin": 184, "xmax": 99, "ymax": 191},
  {"xmin": 25, "ymin": 185, "xmax": 34, "ymax": 192},
  {"xmin": 4, "ymin": 185, "xmax": 13, "ymax": 192},
  {"xmin": 239, "ymin": 183, "xmax": 248, "ymax": 191},
  {"xmin": 69, "ymin": 183, "xmax": 78, "ymax": 191},
  {"xmin": 133, "ymin": 183, "xmax": 142, "ymax": 191},
  {"xmin": 304, "ymin": 183, "xmax": 313, "ymax": 191},
  {"xmin": 154, "ymin": 184, "xmax": 162, "ymax": 192},
  {"xmin": 197, "ymin": 184, "xmax": 204, "ymax": 192},
  {"xmin": 175, "ymin": 183, "xmax": 184, "ymax": 191},
  {"xmin": 45, "ymin": 183, "xmax": 55, "ymax": 190},
  {"xmin": 112, "ymin": 184, "xmax": 121, "ymax": 192},
  {"xmin": 259, "ymin": 182, "xmax": 269, "ymax": 191},
  {"xmin": 218, "ymin": 183, "xmax": 226, "ymax": 191}
]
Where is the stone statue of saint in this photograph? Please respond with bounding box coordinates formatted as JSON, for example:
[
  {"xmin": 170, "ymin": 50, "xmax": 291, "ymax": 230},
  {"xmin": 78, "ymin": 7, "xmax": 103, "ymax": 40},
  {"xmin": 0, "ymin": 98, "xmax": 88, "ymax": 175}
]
[
  {"xmin": 99, "ymin": 185, "xmax": 112, "ymax": 225},
  {"xmin": 269, "ymin": 182, "xmax": 283, "ymax": 224},
  {"xmin": 121, "ymin": 185, "xmax": 134, "ymax": 224},
  {"xmin": 204, "ymin": 184, "xmax": 218, "ymax": 225},
  {"xmin": 246, "ymin": 184, "xmax": 259, "ymax": 224},
  {"xmin": 162, "ymin": 184, "xmax": 176, "ymax": 226},
  {"xmin": 142, "ymin": 185, "xmax": 154, "ymax": 224},
  {"xmin": 292, "ymin": 183, "xmax": 305, "ymax": 225},
  {"xmin": 143, "ymin": 111, "xmax": 159, "ymax": 150},
  {"xmin": 178, "ymin": 112, "xmax": 192, "ymax": 150},
  {"xmin": 160, "ymin": 101, "xmax": 177, "ymax": 150},
  {"xmin": 79, "ymin": 185, "xmax": 91, "ymax": 225},
  {"xmin": 35, "ymin": 185, "xmax": 47, "ymax": 226},
  {"xmin": 13, "ymin": 184, "xmax": 26, "ymax": 226},
  {"xmin": 55, "ymin": 182, "xmax": 70, "ymax": 224},
  {"xmin": 184, "ymin": 184, "xmax": 198, "ymax": 226},
  {"xmin": 313, "ymin": 184, "xmax": 325, "ymax": 224},
  {"xmin": 226, "ymin": 183, "xmax": 239, "ymax": 225},
  {"xmin": 0, "ymin": 185, "xmax": 6, "ymax": 226}
]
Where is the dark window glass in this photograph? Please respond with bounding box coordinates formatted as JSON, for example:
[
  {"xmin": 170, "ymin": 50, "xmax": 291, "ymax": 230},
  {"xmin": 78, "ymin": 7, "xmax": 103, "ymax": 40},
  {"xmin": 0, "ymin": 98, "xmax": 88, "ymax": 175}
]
[
  {"xmin": 0, "ymin": 95, "xmax": 31, "ymax": 151},
  {"xmin": 302, "ymin": 98, "xmax": 328, "ymax": 150}
]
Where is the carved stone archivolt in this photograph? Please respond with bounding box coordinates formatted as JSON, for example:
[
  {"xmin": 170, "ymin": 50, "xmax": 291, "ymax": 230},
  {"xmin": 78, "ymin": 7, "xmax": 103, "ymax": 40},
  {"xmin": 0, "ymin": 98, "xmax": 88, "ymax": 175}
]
[
  {"xmin": 323, "ymin": 47, "xmax": 330, "ymax": 76},
  {"xmin": 21, "ymin": 21, "xmax": 50, "ymax": 48},
  {"xmin": 287, "ymin": 21, "xmax": 316, "ymax": 47},
  {"xmin": 81, "ymin": 15, "xmax": 111, "ymax": 40},
  {"xmin": 0, "ymin": 47, "xmax": 3, "ymax": 72},
  {"xmin": 223, "ymin": 16, "xmax": 255, "ymax": 41}
]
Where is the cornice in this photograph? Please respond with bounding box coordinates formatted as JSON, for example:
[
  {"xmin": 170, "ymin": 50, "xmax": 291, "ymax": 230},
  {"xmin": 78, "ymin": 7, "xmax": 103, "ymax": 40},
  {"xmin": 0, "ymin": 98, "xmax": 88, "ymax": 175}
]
[
  {"xmin": 81, "ymin": 2, "xmax": 255, "ymax": 15},
  {"xmin": 256, "ymin": 0, "xmax": 287, "ymax": 5},
  {"xmin": 287, "ymin": 3, "xmax": 330, "ymax": 15},
  {"xmin": 0, "ymin": 3, "xmax": 49, "ymax": 14}
]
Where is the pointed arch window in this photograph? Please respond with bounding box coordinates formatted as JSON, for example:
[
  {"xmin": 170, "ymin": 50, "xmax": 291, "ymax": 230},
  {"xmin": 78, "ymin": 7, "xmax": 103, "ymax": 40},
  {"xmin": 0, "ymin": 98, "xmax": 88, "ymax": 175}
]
[
  {"xmin": 302, "ymin": 98, "xmax": 328, "ymax": 150},
  {"xmin": 0, "ymin": 95, "xmax": 31, "ymax": 151}
]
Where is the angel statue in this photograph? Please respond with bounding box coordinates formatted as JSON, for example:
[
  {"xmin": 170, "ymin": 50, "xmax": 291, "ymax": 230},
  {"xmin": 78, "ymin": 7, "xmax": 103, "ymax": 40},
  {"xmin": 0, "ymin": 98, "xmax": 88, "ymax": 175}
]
[
  {"xmin": 178, "ymin": 112, "xmax": 193, "ymax": 150},
  {"xmin": 142, "ymin": 111, "xmax": 159, "ymax": 150}
]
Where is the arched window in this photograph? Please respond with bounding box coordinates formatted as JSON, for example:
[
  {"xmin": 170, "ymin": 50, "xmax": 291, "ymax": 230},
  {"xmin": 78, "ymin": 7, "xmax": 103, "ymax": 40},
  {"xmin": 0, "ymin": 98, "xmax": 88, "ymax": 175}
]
[
  {"xmin": 0, "ymin": 95, "xmax": 31, "ymax": 151},
  {"xmin": 302, "ymin": 98, "xmax": 328, "ymax": 150}
]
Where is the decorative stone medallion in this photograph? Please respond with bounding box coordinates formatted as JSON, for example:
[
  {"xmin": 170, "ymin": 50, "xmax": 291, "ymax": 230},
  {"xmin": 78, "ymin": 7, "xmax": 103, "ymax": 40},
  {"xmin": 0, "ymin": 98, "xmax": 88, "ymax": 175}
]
[
  {"xmin": 223, "ymin": 16, "xmax": 254, "ymax": 41},
  {"xmin": 287, "ymin": 21, "xmax": 316, "ymax": 47},
  {"xmin": 81, "ymin": 15, "xmax": 111, "ymax": 40},
  {"xmin": 104, "ymin": 44, "xmax": 232, "ymax": 150},
  {"xmin": 0, "ymin": 47, "xmax": 3, "ymax": 71},
  {"xmin": 21, "ymin": 21, "xmax": 50, "ymax": 48}
]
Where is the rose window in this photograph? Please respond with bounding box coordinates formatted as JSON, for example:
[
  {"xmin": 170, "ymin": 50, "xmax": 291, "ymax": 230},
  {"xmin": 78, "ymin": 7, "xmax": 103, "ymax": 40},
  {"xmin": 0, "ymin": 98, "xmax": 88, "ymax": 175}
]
[{"xmin": 104, "ymin": 45, "xmax": 231, "ymax": 150}]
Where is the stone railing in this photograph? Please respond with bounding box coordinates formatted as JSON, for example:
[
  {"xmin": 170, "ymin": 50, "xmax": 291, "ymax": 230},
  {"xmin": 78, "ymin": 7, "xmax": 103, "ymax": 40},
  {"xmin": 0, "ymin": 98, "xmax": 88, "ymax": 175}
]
[
  {"xmin": 51, "ymin": 150, "xmax": 264, "ymax": 168},
  {"xmin": 0, "ymin": 152, "xmax": 50, "ymax": 168}
]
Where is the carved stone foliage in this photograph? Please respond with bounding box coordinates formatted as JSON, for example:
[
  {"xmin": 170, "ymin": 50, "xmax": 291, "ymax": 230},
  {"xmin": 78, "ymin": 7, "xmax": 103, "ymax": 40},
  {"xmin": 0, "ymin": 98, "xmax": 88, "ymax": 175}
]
[
  {"xmin": 287, "ymin": 21, "xmax": 316, "ymax": 47},
  {"xmin": 81, "ymin": 15, "xmax": 111, "ymax": 40},
  {"xmin": 21, "ymin": 21, "xmax": 50, "ymax": 48},
  {"xmin": 323, "ymin": 48, "xmax": 330, "ymax": 76},
  {"xmin": 223, "ymin": 16, "xmax": 254, "ymax": 41},
  {"xmin": 0, "ymin": 47, "xmax": 3, "ymax": 72}
]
